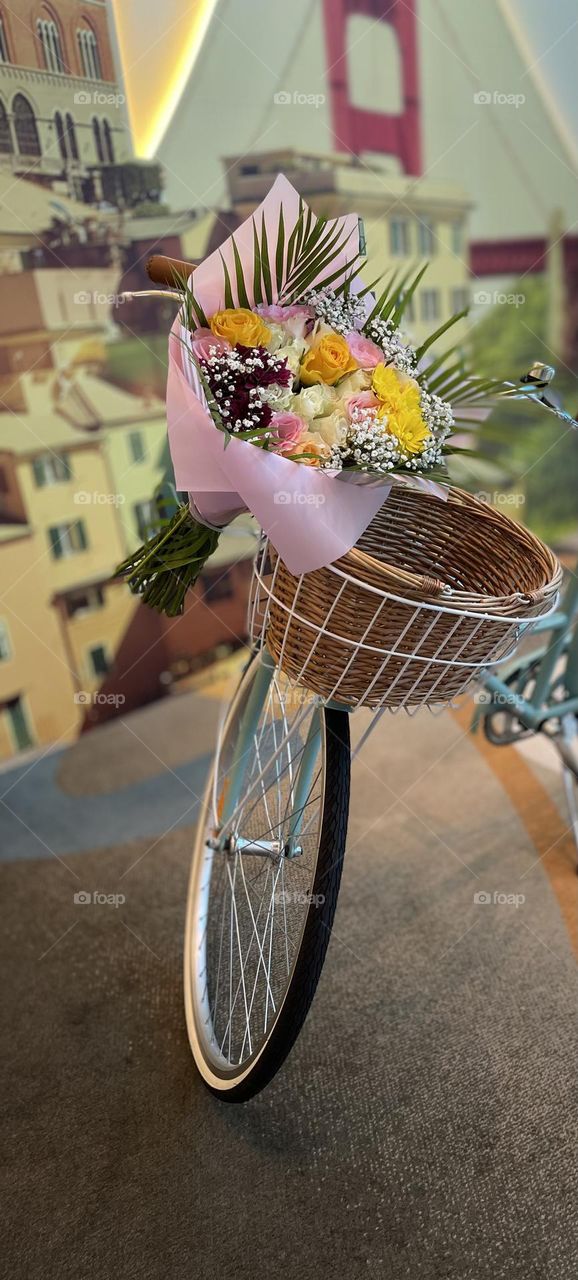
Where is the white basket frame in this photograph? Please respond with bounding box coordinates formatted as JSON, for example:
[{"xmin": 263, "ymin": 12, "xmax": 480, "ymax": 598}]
[{"xmin": 248, "ymin": 533, "xmax": 559, "ymax": 714}]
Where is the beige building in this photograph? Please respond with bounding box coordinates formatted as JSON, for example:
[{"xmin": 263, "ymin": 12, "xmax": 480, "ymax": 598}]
[
  {"xmin": 223, "ymin": 149, "xmax": 471, "ymax": 346},
  {"xmin": 0, "ymin": 365, "xmax": 168, "ymax": 759}
]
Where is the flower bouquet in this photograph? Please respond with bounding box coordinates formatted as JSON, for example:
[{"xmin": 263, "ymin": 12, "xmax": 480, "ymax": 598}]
[{"xmin": 117, "ymin": 176, "xmax": 544, "ymax": 618}]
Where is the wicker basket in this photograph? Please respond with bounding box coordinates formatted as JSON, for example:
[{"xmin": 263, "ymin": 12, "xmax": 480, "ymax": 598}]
[{"xmin": 250, "ymin": 486, "xmax": 561, "ymax": 710}]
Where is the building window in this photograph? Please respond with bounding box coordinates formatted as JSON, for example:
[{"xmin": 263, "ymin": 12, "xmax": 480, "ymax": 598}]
[
  {"xmin": 102, "ymin": 119, "xmax": 114, "ymax": 163},
  {"xmin": 0, "ymin": 17, "xmax": 10, "ymax": 63},
  {"xmin": 0, "ymin": 101, "xmax": 12, "ymax": 154},
  {"xmin": 54, "ymin": 110, "xmax": 67, "ymax": 161},
  {"xmin": 92, "ymin": 116, "xmax": 105, "ymax": 163},
  {"xmin": 32, "ymin": 453, "xmax": 71, "ymax": 487},
  {"xmin": 88, "ymin": 644, "xmax": 110, "ymax": 677},
  {"xmin": 65, "ymin": 587, "xmax": 105, "ymax": 619},
  {"xmin": 0, "ymin": 620, "xmax": 11, "ymax": 661},
  {"xmin": 48, "ymin": 520, "xmax": 88, "ymax": 559},
  {"xmin": 54, "ymin": 111, "xmax": 78, "ymax": 162},
  {"xmin": 390, "ymin": 218, "xmax": 410, "ymax": 258},
  {"xmin": 77, "ymin": 26, "xmax": 102, "ymax": 80},
  {"xmin": 36, "ymin": 17, "xmax": 65, "ymax": 73},
  {"xmin": 418, "ymin": 220, "xmax": 436, "ymax": 256},
  {"xmin": 13, "ymin": 94, "xmax": 41, "ymax": 157},
  {"xmin": 134, "ymin": 499, "xmax": 156, "ymax": 542},
  {"xmin": 128, "ymin": 431, "xmax": 145, "ymax": 463},
  {"xmin": 451, "ymin": 222, "xmax": 464, "ymax": 256},
  {"xmin": 451, "ymin": 287, "xmax": 469, "ymax": 314},
  {"xmin": 4, "ymin": 696, "xmax": 34, "ymax": 751},
  {"xmin": 201, "ymin": 568, "xmax": 234, "ymax": 602},
  {"xmin": 65, "ymin": 113, "xmax": 79, "ymax": 160},
  {"xmin": 420, "ymin": 289, "xmax": 440, "ymax": 323}
]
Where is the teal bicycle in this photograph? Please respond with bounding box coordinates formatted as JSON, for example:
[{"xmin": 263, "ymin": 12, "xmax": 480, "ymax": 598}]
[
  {"xmin": 183, "ymin": 648, "xmax": 351, "ymax": 1101},
  {"xmin": 474, "ymin": 366, "xmax": 578, "ymax": 861}
]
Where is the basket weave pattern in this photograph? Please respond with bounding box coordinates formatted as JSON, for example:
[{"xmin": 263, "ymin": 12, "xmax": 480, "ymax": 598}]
[{"xmin": 251, "ymin": 487, "xmax": 561, "ymax": 710}]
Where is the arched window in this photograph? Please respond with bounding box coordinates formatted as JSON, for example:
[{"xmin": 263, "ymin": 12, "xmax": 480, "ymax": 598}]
[
  {"xmin": 102, "ymin": 119, "xmax": 114, "ymax": 163},
  {"xmin": 36, "ymin": 16, "xmax": 65, "ymax": 73},
  {"xmin": 65, "ymin": 113, "xmax": 78, "ymax": 160},
  {"xmin": 0, "ymin": 15, "xmax": 11, "ymax": 63},
  {"xmin": 77, "ymin": 25, "xmax": 102, "ymax": 79},
  {"xmin": 92, "ymin": 116, "xmax": 104, "ymax": 163},
  {"xmin": 13, "ymin": 94, "xmax": 41, "ymax": 157},
  {"xmin": 54, "ymin": 110, "xmax": 66, "ymax": 160},
  {"xmin": 0, "ymin": 101, "xmax": 13, "ymax": 153}
]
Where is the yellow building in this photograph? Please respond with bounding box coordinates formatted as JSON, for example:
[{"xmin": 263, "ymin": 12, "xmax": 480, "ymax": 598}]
[
  {"xmin": 0, "ymin": 367, "xmax": 167, "ymax": 759},
  {"xmin": 224, "ymin": 149, "xmax": 472, "ymax": 347}
]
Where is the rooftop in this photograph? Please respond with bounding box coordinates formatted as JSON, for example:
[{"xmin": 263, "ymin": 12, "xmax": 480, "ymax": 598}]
[{"xmin": 0, "ymin": 370, "xmax": 165, "ymax": 456}]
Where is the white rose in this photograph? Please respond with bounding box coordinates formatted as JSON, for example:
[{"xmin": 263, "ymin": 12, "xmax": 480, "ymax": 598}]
[
  {"xmin": 275, "ymin": 344, "xmax": 304, "ymax": 375},
  {"xmin": 292, "ymin": 383, "xmax": 336, "ymax": 419},
  {"xmin": 260, "ymin": 384, "xmax": 294, "ymax": 411},
  {"xmin": 337, "ymin": 369, "xmax": 373, "ymax": 398},
  {"xmin": 265, "ymin": 322, "xmax": 287, "ymax": 353},
  {"xmin": 314, "ymin": 413, "xmax": 349, "ymax": 448}
]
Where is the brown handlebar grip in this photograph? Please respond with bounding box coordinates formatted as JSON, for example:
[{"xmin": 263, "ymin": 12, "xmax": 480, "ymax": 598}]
[{"xmin": 146, "ymin": 254, "xmax": 196, "ymax": 286}]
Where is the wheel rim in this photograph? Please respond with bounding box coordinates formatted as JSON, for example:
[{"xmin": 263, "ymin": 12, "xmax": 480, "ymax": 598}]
[{"xmin": 184, "ymin": 656, "xmax": 327, "ymax": 1087}]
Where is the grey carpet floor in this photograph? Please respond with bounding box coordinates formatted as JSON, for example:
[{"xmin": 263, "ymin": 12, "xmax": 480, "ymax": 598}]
[{"xmin": 2, "ymin": 711, "xmax": 578, "ymax": 1280}]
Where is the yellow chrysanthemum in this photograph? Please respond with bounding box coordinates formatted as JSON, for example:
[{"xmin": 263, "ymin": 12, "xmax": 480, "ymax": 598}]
[
  {"xmin": 372, "ymin": 363, "xmax": 427, "ymax": 455},
  {"xmin": 385, "ymin": 405, "xmax": 429, "ymax": 455}
]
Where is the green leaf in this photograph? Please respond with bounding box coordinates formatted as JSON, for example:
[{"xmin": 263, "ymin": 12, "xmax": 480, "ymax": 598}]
[
  {"xmin": 275, "ymin": 205, "xmax": 285, "ymax": 295},
  {"xmin": 260, "ymin": 213, "xmax": 273, "ymax": 304},
  {"xmin": 219, "ymin": 251, "xmax": 235, "ymax": 310},
  {"xmin": 414, "ymin": 308, "xmax": 469, "ymax": 364},
  {"xmin": 285, "ymin": 200, "xmax": 305, "ymax": 276},
  {"xmin": 231, "ymin": 234, "xmax": 250, "ymax": 308},
  {"xmin": 251, "ymin": 220, "xmax": 263, "ymax": 306},
  {"xmin": 390, "ymin": 263, "xmax": 429, "ymax": 328}
]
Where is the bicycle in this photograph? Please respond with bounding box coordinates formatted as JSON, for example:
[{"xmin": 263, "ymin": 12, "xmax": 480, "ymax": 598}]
[
  {"xmin": 473, "ymin": 367, "xmax": 578, "ymax": 863},
  {"xmin": 130, "ymin": 259, "xmax": 568, "ymax": 1101}
]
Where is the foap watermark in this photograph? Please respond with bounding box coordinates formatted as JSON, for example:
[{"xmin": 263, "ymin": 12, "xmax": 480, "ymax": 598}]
[
  {"xmin": 474, "ymin": 689, "xmax": 519, "ymax": 708},
  {"xmin": 73, "ymin": 90, "xmax": 125, "ymax": 107},
  {"xmin": 474, "ymin": 890, "xmax": 525, "ymax": 908},
  {"xmin": 273, "ymin": 490, "xmax": 326, "ymax": 506},
  {"xmin": 274, "ymin": 90, "xmax": 325, "ymax": 109},
  {"xmin": 74, "ymin": 490, "xmax": 125, "ymax": 506},
  {"xmin": 275, "ymin": 889, "xmax": 325, "ymax": 908},
  {"xmin": 74, "ymin": 691, "xmax": 125, "ymax": 708},
  {"xmin": 473, "ymin": 90, "xmax": 525, "ymax": 109},
  {"xmin": 476, "ymin": 490, "xmax": 525, "ymax": 508},
  {"xmin": 473, "ymin": 290, "xmax": 525, "ymax": 309},
  {"xmin": 73, "ymin": 290, "xmax": 126, "ymax": 307},
  {"xmin": 74, "ymin": 889, "xmax": 125, "ymax": 908}
]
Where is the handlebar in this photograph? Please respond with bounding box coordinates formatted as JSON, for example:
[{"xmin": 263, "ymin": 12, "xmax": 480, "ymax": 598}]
[{"xmin": 146, "ymin": 254, "xmax": 196, "ymax": 286}]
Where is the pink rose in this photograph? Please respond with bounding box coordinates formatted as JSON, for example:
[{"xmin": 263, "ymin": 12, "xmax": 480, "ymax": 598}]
[
  {"xmin": 191, "ymin": 327, "xmax": 232, "ymax": 360},
  {"xmin": 269, "ymin": 411, "xmax": 307, "ymax": 454},
  {"xmin": 257, "ymin": 303, "xmax": 313, "ymax": 340},
  {"xmin": 345, "ymin": 331, "xmax": 383, "ymax": 369},
  {"xmin": 258, "ymin": 303, "xmax": 313, "ymax": 321},
  {"xmin": 346, "ymin": 390, "xmax": 379, "ymax": 417}
]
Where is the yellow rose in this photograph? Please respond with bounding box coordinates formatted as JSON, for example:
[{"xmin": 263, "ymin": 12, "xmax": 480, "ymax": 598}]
[
  {"xmin": 210, "ymin": 307, "xmax": 271, "ymax": 348},
  {"xmin": 300, "ymin": 332, "xmax": 358, "ymax": 386}
]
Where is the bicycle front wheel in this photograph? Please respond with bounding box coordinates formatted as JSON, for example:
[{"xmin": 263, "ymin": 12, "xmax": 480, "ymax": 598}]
[{"xmin": 184, "ymin": 652, "xmax": 350, "ymax": 1101}]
